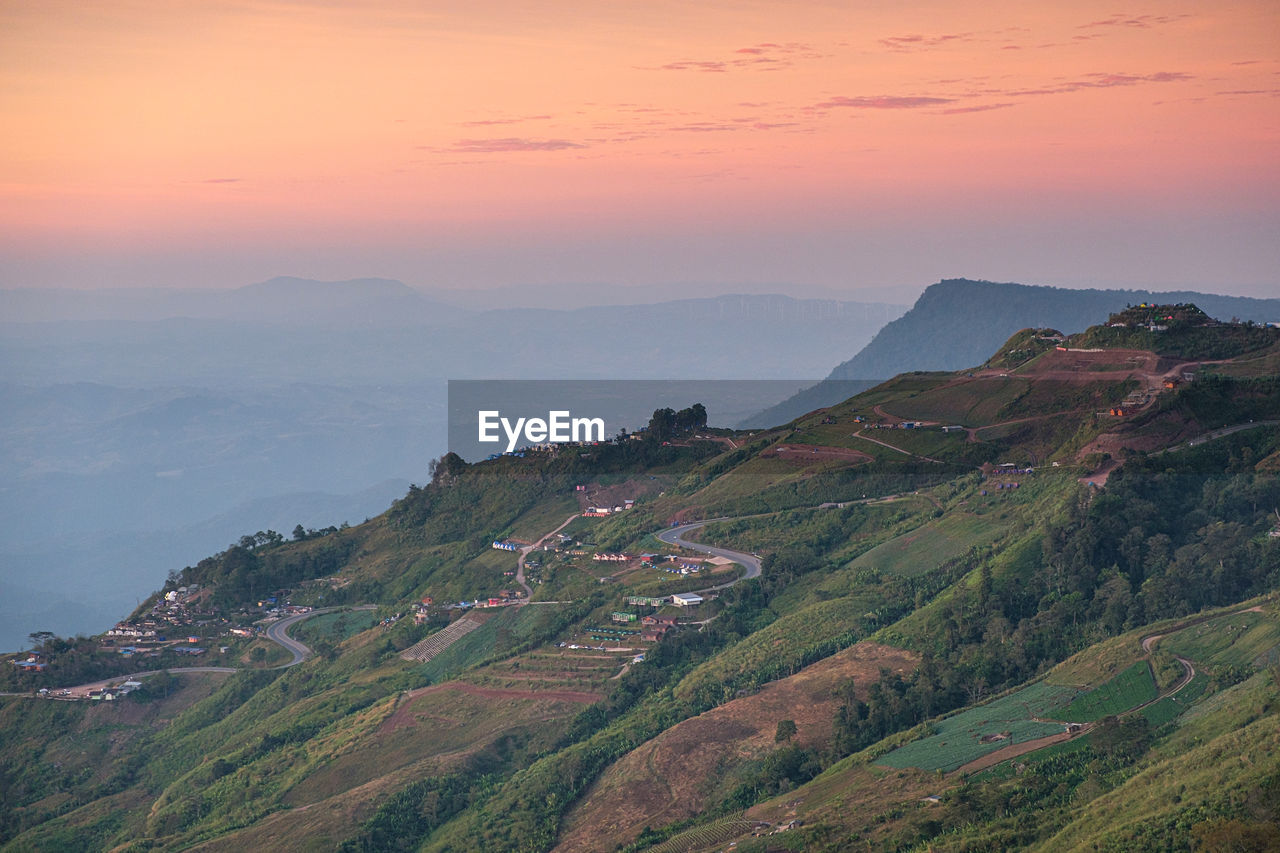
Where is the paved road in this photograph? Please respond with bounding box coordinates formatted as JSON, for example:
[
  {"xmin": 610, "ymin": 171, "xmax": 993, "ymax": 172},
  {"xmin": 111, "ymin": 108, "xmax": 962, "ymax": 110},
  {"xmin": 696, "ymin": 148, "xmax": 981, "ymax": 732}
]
[
  {"xmin": 1, "ymin": 606, "xmax": 377, "ymax": 700},
  {"xmin": 657, "ymin": 519, "xmax": 762, "ymax": 594},
  {"xmin": 0, "ymin": 666, "xmax": 239, "ymax": 699},
  {"xmin": 1157, "ymin": 420, "xmax": 1280, "ymax": 455},
  {"xmin": 653, "ymin": 497, "xmax": 913, "ymax": 595},
  {"xmin": 265, "ymin": 604, "xmax": 377, "ymax": 668}
]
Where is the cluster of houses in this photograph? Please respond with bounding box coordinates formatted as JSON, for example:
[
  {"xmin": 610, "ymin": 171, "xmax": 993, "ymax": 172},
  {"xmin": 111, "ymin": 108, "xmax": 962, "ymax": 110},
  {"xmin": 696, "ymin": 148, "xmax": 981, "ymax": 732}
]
[
  {"xmin": 28, "ymin": 677, "xmax": 145, "ymax": 702},
  {"xmin": 163, "ymin": 583, "xmax": 199, "ymax": 602},
  {"xmin": 587, "ymin": 551, "xmax": 713, "ymax": 578},
  {"xmin": 11, "ymin": 654, "xmax": 46, "ymax": 672},
  {"xmin": 412, "ymin": 589, "xmax": 526, "ymax": 623},
  {"xmin": 640, "ymin": 613, "xmax": 683, "ymax": 642},
  {"xmin": 80, "ymin": 680, "xmax": 144, "ymax": 701},
  {"xmin": 103, "ymin": 583, "xmax": 227, "ymax": 653},
  {"xmin": 582, "ymin": 499, "xmax": 635, "ymax": 518},
  {"xmin": 864, "ymin": 420, "xmax": 964, "ymax": 432},
  {"xmin": 484, "ymin": 590, "xmax": 524, "ymax": 608}
]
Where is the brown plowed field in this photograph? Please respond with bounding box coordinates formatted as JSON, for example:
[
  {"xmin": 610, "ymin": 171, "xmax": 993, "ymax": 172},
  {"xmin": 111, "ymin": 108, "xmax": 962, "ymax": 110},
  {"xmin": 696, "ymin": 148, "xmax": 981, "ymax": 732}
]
[
  {"xmin": 761, "ymin": 443, "xmax": 873, "ymax": 465},
  {"xmin": 553, "ymin": 641, "xmax": 918, "ymax": 853}
]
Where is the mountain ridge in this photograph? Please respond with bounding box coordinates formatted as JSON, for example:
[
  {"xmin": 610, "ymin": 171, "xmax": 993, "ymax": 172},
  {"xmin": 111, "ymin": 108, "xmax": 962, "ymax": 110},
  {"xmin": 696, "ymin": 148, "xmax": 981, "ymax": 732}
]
[{"xmin": 740, "ymin": 278, "xmax": 1280, "ymax": 427}]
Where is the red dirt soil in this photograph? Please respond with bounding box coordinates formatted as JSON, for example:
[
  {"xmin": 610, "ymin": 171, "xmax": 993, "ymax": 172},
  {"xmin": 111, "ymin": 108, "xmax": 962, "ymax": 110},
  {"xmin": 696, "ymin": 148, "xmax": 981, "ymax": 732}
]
[
  {"xmin": 761, "ymin": 443, "xmax": 874, "ymax": 465},
  {"xmin": 553, "ymin": 641, "xmax": 918, "ymax": 853}
]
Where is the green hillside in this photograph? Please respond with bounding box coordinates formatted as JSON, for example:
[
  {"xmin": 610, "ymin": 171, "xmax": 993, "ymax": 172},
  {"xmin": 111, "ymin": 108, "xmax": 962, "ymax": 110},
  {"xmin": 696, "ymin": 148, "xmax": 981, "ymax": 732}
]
[{"xmin": 2, "ymin": 313, "xmax": 1279, "ymax": 852}]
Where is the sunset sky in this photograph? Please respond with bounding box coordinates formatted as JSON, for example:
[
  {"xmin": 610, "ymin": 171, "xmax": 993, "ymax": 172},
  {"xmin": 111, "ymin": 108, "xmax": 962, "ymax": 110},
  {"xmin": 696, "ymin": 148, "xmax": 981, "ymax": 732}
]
[{"xmin": 2, "ymin": 0, "xmax": 1277, "ymax": 299}]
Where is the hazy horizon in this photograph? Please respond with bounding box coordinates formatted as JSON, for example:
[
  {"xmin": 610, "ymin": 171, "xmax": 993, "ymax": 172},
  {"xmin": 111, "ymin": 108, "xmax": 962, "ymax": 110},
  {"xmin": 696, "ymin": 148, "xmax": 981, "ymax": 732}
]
[{"xmin": 3, "ymin": 1, "xmax": 1278, "ymax": 303}]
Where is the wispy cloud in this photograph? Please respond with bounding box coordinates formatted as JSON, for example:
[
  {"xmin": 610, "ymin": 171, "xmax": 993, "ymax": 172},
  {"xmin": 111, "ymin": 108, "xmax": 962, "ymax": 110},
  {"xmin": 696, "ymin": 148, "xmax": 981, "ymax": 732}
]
[
  {"xmin": 1004, "ymin": 71, "xmax": 1192, "ymax": 97},
  {"xmin": 443, "ymin": 138, "xmax": 586, "ymax": 153},
  {"xmin": 460, "ymin": 115, "xmax": 552, "ymax": 127},
  {"xmin": 650, "ymin": 42, "xmax": 822, "ymax": 73},
  {"xmin": 879, "ymin": 32, "xmax": 974, "ymax": 52},
  {"xmin": 670, "ymin": 122, "xmax": 739, "ymax": 133},
  {"xmin": 1077, "ymin": 13, "xmax": 1189, "ymax": 29},
  {"xmin": 940, "ymin": 102, "xmax": 1018, "ymax": 115},
  {"xmin": 659, "ymin": 60, "xmax": 728, "ymax": 73},
  {"xmin": 809, "ymin": 69, "xmax": 1190, "ymax": 119},
  {"xmin": 817, "ymin": 95, "xmax": 955, "ymax": 109},
  {"xmin": 202, "ymin": 177, "xmax": 240, "ymax": 184}
]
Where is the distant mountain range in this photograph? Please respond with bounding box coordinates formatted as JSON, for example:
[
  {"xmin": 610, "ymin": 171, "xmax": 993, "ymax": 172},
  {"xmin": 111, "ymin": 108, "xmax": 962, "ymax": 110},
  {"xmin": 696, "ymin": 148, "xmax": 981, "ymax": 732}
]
[
  {"xmin": 0, "ymin": 279, "xmax": 905, "ymax": 649},
  {"xmin": 741, "ymin": 278, "xmax": 1280, "ymax": 427},
  {"xmin": 0, "ymin": 277, "xmax": 464, "ymax": 326},
  {"xmin": 0, "ymin": 279, "xmax": 906, "ymax": 384}
]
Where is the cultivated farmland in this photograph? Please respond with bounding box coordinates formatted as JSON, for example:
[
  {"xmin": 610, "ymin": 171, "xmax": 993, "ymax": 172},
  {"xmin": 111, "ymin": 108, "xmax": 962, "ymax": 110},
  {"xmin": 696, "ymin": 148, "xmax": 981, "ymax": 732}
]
[
  {"xmin": 877, "ymin": 680, "xmax": 1077, "ymax": 772},
  {"xmin": 1057, "ymin": 661, "xmax": 1157, "ymax": 723}
]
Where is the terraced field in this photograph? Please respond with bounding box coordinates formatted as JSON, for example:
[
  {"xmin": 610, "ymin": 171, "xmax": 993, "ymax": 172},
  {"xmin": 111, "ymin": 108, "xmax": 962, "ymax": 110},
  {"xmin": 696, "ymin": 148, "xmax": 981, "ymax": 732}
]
[
  {"xmin": 848, "ymin": 512, "xmax": 1010, "ymax": 577},
  {"xmin": 644, "ymin": 817, "xmax": 759, "ymax": 853},
  {"xmin": 1057, "ymin": 661, "xmax": 1157, "ymax": 723},
  {"xmin": 465, "ymin": 647, "xmax": 622, "ymax": 696},
  {"xmin": 1160, "ymin": 607, "xmax": 1280, "ymax": 670},
  {"xmin": 878, "ymin": 681, "xmax": 1079, "ymax": 772},
  {"xmin": 399, "ymin": 614, "xmax": 485, "ymax": 662}
]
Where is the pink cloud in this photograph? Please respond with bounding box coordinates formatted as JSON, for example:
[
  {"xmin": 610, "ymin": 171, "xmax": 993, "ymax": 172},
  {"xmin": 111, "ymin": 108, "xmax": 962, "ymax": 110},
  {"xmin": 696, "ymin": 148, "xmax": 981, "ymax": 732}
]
[
  {"xmin": 659, "ymin": 60, "xmax": 727, "ymax": 72},
  {"xmin": 817, "ymin": 95, "xmax": 955, "ymax": 109},
  {"xmin": 939, "ymin": 102, "xmax": 1018, "ymax": 115},
  {"xmin": 461, "ymin": 115, "xmax": 552, "ymax": 127},
  {"xmin": 651, "ymin": 43, "xmax": 822, "ymax": 73},
  {"xmin": 1077, "ymin": 14, "xmax": 1187, "ymax": 29},
  {"xmin": 446, "ymin": 138, "xmax": 586, "ymax": 153},
  {"xmin": 1006, "ymin": 71, "xmax": 1192, "ymax": 97},
  {"xmin": 880, "ymin": 32, "xmax": 973, "ymax": 52}
]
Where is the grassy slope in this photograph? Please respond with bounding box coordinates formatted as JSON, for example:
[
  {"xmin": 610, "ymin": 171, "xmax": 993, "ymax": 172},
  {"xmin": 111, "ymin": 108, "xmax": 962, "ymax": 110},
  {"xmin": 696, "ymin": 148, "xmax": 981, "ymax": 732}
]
[{"xmin": 4, "ymin": 322, "xmax": 1279, "ymax": 853}]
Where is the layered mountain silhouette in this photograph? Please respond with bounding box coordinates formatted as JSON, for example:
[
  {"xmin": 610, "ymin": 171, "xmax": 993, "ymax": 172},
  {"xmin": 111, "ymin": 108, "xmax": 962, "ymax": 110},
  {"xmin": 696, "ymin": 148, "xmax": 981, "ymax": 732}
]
[{"xmin": 741, "ymin": 278, "xmax": 1280, "ymax": 427}]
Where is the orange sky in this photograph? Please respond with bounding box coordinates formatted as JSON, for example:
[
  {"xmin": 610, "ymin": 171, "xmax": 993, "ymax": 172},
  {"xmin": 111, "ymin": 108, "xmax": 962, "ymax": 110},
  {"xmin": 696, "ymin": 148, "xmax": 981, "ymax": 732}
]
[{"xmin": 1, "ymin": 0, "xmax": 1277, "ymax": 296}]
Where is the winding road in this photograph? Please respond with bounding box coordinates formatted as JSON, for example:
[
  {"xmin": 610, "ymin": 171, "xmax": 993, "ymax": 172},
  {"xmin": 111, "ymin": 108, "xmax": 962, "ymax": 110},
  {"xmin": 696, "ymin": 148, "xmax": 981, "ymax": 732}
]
[
  {"xmin": 657, "ymin": 519, "xmax": 762, "ymax": 594},
  {"xmin": 2, "ymin": 605, "xmax": 375, "ymax": 700},
  {"xmin": 264, "ymin": 604, "xmax": 377, "ymax": 667},
  {"xmin": 948, "ymin": 605, "xmax": 1268, "ymax": 776}
]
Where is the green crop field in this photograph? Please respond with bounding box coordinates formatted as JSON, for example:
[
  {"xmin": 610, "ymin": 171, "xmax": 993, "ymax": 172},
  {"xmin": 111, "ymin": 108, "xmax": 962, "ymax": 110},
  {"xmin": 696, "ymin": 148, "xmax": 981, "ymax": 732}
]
[
  {"xmin": 686, "ymin": 455, "xmax": 826, "ymax": 505},
  {"xmin": 1160, "ymin": 608, "xmax": 1280, "ymax": 670},
  {"xmin": 411, "ymin": 606, "xmax": 568, "ymax": 682},
  {"xmin": 1057, "ymin": 661, "xmax": 1157, "ymax": 722},
  {"xmin": 1141, "ymin": 671, "xmax": 1210, "ymax": 728},
  {"xmin": 673, "ymin": 595, "xmax": 880, "ymax": 703},
  {"xmin": 878, "ymin": 680, "xmax": 1079, "ymax": 772},
  {"xmin": 849, "ymin": 512, "xmax": 1009, "ymax": 577},
  {"xmin": 642, "ymin": 816, "xmax": 757, "ymax": 853},
  {"xmin": 293, "ymin": 609, "xmax": 378, "ymax": 644}
]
